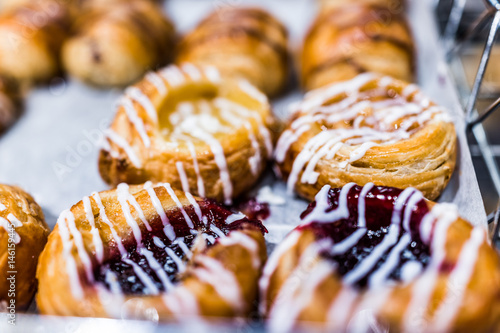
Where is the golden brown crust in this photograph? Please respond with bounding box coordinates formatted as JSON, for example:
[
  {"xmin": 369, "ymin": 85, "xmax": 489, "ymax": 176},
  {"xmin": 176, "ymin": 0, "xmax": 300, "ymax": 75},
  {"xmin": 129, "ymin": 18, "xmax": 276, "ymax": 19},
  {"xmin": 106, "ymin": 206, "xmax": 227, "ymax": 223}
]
[
  {"xmin": 98, "ymin": 64, "xmax": 276, "ymax": 204},
  {"xmin": 0, "ymin": 77, "xmax": 21, "ymax": 134},
  {"xmin": 261, "ymin": 198, "xmax": 500, "ymax": 332},
  {"xmin": 62, "ymin": 0, "xmax": 175, "ymax": 88},
  {"xmin": 36, "ymin": 184, "xmax": 267, "ymax": 319},
  {"xmin": 176, "ymin": 7, "xmax": 289, "ymax": 97},
  {"xmin": 276, "ymin": 74, "xmax": 456, "ymax": 201},
  {"xmin": 301, "ymin": 4, "xmax": 414, "ymax": 91},
  {"xmin": 0, "ymin": 0, "xmax": 70, "ymax": 84},
  {"xmin": 0, "ymin": 184, "xmax": 49, "ymax": 310}
]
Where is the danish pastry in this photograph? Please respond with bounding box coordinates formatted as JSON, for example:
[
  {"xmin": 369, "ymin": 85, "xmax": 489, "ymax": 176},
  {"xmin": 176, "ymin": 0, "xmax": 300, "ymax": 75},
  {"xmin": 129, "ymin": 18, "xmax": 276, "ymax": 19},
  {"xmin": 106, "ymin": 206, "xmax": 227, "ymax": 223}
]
[
  {"xmin": 99, "ymin": 63, "xmax": 275, "ymax": 205},
  {"xmin": 0, "ymin": 0, "xmax": 70, "ymax": 84},
  {"xmin": 301, "ymin": 4, "xmax": 414, "ymax": 91},
  {"xmin": 0, "ymin": 184, "xmax": 49, "ymax": 310},
  {"xmin": 275, "ymin": 73, "xmax": 456, "ymax": 201},
  {"xmin": 62, "ymin": 0, "xmax": 175, "ymax": 88},
  {"xmin": 0, "ymin": 78, "xmax": 21, "ymax": 134},
  {"xmin": 36, "ymin": 182, "xmax": 267, "ymax": 320},
  {"xmin": 176, "ymin": 7, "xmax": 289, "ymax": 98},
  {"xmin": 260, "ymin": 183, "xmax": 500, "ymax": 332}
]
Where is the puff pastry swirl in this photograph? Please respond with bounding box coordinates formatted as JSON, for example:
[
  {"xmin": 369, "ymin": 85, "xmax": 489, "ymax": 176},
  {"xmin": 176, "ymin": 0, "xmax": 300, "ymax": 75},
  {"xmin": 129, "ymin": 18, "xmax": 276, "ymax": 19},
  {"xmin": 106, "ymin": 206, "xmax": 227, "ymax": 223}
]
[
  {"xmin": 275, "ymin": 73, "xmax": 457, "ymax": 201},
  {"xmin": 99, "ymin": 63, "xmax": 275, "ymax": 205}
]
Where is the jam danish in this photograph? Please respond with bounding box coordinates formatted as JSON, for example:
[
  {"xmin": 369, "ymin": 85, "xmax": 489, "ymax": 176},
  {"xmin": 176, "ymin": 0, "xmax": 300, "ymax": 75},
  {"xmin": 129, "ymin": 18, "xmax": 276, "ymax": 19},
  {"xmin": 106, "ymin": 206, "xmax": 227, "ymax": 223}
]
[
  {"xmin": 0, "ymin": 0, "xmax": 70, "ymax": 84},
  {"xmin": 260, "ymin": 183, "xmax": 500, "ymax": 332},
  {"xmin": 176, "ymin": 7, "xmax": 289, "ymax": 97},
  {"xmin": 62, "ymin": 0, "xmax": 175, "ymax": 88},
  {"xmin": 0, "ymin": 184, "xmax": 49, "ymax": 310},
  {"xmin": 99, "ymin": 63, "xmax": 275, "ymax": 205},
  {"xmin": 37, "ymin": 183, "xmax": 267, "ymax": 320},
  {"xmin": 301, "ymin": 3, "xmax": 414, "ymax": 91},
  {"xmin": 275, "ymin": 73, "xmax": 457, "ymax": 201}
]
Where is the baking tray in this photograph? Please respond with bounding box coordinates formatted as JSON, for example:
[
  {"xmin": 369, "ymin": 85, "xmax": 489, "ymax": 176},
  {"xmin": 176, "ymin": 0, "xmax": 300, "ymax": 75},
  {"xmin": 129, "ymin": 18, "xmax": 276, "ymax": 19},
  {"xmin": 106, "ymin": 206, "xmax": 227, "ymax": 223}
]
[{"xmin": 0, "ymin": 0, "xmax": 487, "ymax": 331}]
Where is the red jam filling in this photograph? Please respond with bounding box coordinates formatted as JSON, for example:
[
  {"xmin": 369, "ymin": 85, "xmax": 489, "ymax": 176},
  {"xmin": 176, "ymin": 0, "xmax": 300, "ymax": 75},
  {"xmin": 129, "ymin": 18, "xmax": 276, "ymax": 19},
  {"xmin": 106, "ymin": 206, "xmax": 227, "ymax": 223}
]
[
  {"xmin": 94, "ymin": 199, "xmax": 265, "ymax": 295},
  {"xmin": 299, "ymin": 185, "xmax": 431, "ymax": 288}
]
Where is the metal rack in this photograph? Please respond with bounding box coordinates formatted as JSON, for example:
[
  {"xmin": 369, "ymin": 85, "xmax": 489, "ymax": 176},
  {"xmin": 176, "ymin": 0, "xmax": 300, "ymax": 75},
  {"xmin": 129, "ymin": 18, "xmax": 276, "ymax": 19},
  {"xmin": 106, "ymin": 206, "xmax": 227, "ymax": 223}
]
[{"xmin": 441, "ymin": 0, "xmax": 500, "ymax": 245}]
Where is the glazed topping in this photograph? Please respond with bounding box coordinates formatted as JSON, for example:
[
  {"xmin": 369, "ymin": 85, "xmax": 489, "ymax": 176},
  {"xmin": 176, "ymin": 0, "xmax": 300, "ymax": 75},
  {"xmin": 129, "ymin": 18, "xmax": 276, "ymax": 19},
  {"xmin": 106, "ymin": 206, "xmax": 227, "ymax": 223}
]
[
  {"xmin": 0, "ymin": 200, "xmax": 22, "ymax": 244},
  {"xmin": 103, "ymin": 64, "xmax": 272, "ymax": 205},
  {"xmin": 93, "ymin": 192, "xmax": 262, "ymax": 295},
  {"xmin": 275, "ymin": 73, "xmax": 451, "ymax": 192},
  {"xmin": 299, "ymin": 183, "xmax": 431, "ymax": 288}
]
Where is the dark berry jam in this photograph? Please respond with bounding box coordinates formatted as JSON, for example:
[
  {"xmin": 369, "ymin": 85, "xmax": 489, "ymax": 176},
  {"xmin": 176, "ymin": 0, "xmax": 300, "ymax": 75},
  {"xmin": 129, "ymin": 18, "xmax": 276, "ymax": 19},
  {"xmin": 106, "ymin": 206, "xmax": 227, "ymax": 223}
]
[
  {"xmin": 236, "ymin": 198, "xmax": 271, "ymax": 221},
  {"xmin": 299, "ymin": 185, "xmax": 431, "ymax": 289},
  {"xmin": 94, "ymin": 198, "xmax": 265, "ymax": 295}
]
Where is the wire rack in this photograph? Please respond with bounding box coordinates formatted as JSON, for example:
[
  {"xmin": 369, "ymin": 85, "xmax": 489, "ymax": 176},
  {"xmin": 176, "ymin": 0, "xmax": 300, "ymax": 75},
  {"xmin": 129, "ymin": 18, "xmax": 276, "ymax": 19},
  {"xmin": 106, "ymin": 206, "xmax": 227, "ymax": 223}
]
[{"xmin": 440, "ymin": 0, "xmax": 500, "ymax": 246}]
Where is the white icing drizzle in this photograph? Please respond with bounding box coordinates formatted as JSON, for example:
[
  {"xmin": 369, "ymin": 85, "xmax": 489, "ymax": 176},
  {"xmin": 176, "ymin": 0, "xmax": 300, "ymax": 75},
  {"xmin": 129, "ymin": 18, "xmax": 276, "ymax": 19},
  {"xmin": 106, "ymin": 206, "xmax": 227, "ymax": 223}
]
[
  {"xmin": 144, "ymin": 182, "xmax": 176, "ymax": 241},
  {"xmin": 126, "ymin": 86, "xmax": 158, "ymax": 123},
  {"xmin": 160, "ymin": 65, "xmax": 186, "ymax": 87},
  {"xmin": 326, "ymin": 287, "xmax": 358, "ymax": 331},
  {"xmin": 210, "ymin": 224, "xmax": 225, "ymax": 238},
  {"xmin": 239, "ymin": 79, "xmax": 268, "ymax": 105},
  {"xmin": 57, "ymin": 210, "xmax": 84, "ymax": 299},
  {"xmin": 105, "ymin": 129, "xmax": 142, "ymax": 168},
  {"xmin": 116, "ymin": 183, "xmax": 143, "ymax": 247},
  {"xmin": 218, "ymin": 231, "xmax": 260, "ymax": 269},
  {"xmin": 119, "ymin": 183, "xmax": 152, "ymax": 231},
  {"xmin": 203, "ymin": 65, "xmax": 221, "ymax": 82},
  {"xmin": 64, "ymin": 210, "xmax": 94, "ymax": 283},
  {"xmin": 187, "ymin": 141, "xmax": 205, "ymax": 198},
  {"xmin": 145, "ymin": 72, "xmax": 167, "ymax": 95},
  {"xmin": 83, "ymin": 196, "xmax": 104, "ymax": 263},
  {"xmin": 259, "ymin": 230, "xmax": 302, "ymax": 313},
  {"xmin": 165, "ymin": 246, "xmax": 186, "ymax": 273},
  {"xmin": 329, "ymin": 229, "xmax": 366, "ymax": 256},
  {"xmin": 120, "ymin": 97, "xmax": 151, "ymax": 148},
  {"xmin": 368, "ymin": 233, "xmax": 412, "ymax": 288},
  {"xmin": 140, "ymin": 247, "xmax": 174, "ymax": 291},
  {"xmin": 193, "ymin": 255, "xmax": 243, "ymax": 312},
  {"xmin": 161, "ymin": 183, "xmax": 194, "ymax": 229},
  {"xmin": 181, "ymin": 63, "xmax": 203, "ymax": 81},
  {"xmin": 268, "ymin": 256, "xmax": 334, "ymax": 333},
  {"xmin": 105, "ymin": 270, "xmax": 122, "ymax": 295},
  {"xmin": 301, "ymin": 183, "xmax": 355, "ymax": 224},
  {"xmin": 343, "ymin": 224, "xmax": 401, "ymax": 285},
  {"xmin": 174, "ymin": 237, "xmax": 193, "ymax": 259},
  {"xmin": 357, "ymin": 182, "xmax": 374, "ymax": 227},
  {"xmin": 0, "ymin": 217, "xmax": 20, "ymax": 244},
  {"xmin": 402, "ymin": 203, "xmax": 459, "ymax": 332},
  {"xmin": 123, "ymin": 258, "xmax": 159, "ymax": 295},
  {"xmin": 185, "ymin": 192, "xmax": 203, "ymax": 223},
  {"xmin": 430, "ymin": 227, "xmax": 484, "ymax": 332},
  {"xmin": 276, "ymin": 73, "xmax": 449, "ymax": 191},
  {"xmin": 190, "ymin": 130, "xmax": 233, "ymax": 205},
  {"xmin": 163, "ymin": 286, "xmax": 199, "ymax": 318},
  {"xmin": 5, "ymin": 213, "xmax": 21, "ymax": 227},
  {"xmin": 91, "ymin": 192, "xmax": 127, "ymax": 256},
  {"xmin": 176, "ymin": 162, "xmax": 191, "ymax": 193},
  {"xmin": 225, "ymin": 212, "xmax": 246, "ymax": 224},
  {"xmin": 0, "ymin": 203, "xmax": 6, "ymax": 211}
]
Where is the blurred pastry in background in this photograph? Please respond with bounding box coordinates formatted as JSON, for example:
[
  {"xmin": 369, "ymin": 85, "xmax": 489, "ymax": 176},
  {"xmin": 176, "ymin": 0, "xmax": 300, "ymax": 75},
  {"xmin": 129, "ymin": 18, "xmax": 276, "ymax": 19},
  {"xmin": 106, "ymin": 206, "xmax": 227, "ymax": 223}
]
[
  {"xmin": 62, "ymin": 0, "xmax": 175, "ymax": 88},
  {"xmin": 0, "ymin": 0, "xmax": 70, "ymax": 84},
  {"xmin": 0, "ymin": 77, "xmax": 21, "ymax": 134},
  {"xmin": 176, "ymin": 7, "xmax": 289, "ymax": 98},
  {"xmin": 301, "ymin": 3, "xmax": 414, "ymax": 91},
  {"xmin": 319, "ymin": 0, "xmax": 404, "ymax": 11}
]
